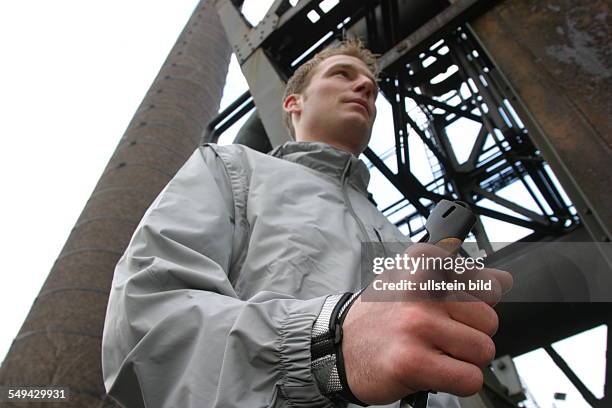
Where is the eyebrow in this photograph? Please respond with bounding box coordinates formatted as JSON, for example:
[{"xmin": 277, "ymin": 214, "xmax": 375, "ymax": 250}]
[{"xmin": 327, "ymin": 63, "xmax": 378, "ymax": 89}]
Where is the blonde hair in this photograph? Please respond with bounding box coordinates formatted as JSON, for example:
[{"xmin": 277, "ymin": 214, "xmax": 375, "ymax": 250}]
[{"xmin": 282, "ymin": 38, "xmax": 379, "ymax": 138}]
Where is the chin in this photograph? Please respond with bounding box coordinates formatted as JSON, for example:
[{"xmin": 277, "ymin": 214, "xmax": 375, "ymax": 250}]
[{"xmin": 339, "ymin": 114, "xmax": 371, "ymax": 132}]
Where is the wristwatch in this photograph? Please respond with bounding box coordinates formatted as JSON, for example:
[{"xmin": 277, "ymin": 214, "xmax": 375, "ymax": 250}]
[{"xmin": 310, "ymin": 291, "xmax": 366, "ymax": 406}]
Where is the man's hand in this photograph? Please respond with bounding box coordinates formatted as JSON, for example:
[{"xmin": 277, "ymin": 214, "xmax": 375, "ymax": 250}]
[{"xmin": 341, "ymin": 243, "xmax": 513, "ymax": 405}]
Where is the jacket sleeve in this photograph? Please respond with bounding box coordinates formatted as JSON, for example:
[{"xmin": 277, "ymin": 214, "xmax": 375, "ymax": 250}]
[{"xmin": 101, "ymin": 145, "xmax": 334, "ymax": 408}]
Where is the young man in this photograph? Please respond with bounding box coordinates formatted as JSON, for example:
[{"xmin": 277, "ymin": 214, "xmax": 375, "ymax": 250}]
[{"xmin": 102, "ymin": 40, "xmax": 511, "ymax": 408}]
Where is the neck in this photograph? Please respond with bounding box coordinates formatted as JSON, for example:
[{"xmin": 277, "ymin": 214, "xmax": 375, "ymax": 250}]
[{"xmin": 294, "ymin": 133, "xmax": 361, "ymax": 157}]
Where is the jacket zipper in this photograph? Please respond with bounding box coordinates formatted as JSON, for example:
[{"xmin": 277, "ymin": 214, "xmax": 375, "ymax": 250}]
[
  {"xmin": 341, "ymin": 159, "xmax": 375, "ymax": 279},
  {"xmin": 373, "ymin": 228, "xmax": 383, "ymax": 243},
  {"xmin": 341, "ymin": 159, "xmax": 370, "ymax": 241},
  {"xmin": 373, "ymin": 227, "xmax": 389, "ymax": 258}
]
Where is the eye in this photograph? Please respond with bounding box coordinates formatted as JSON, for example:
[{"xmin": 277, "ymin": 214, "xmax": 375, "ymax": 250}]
[{"xmin": 334, "ymin": 70, "xmax": 350, "ymax": 78}]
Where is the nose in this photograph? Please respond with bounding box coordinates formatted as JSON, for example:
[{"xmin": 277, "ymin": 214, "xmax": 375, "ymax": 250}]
[{"xmin": 353, "ymin": 74, "xmax": 377, "ymax": 99}]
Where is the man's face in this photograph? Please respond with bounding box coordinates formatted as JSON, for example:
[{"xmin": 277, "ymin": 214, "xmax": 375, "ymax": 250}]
[{"xmin": 284, "ymin": 54, "xmax": 378, "ymax": 155}]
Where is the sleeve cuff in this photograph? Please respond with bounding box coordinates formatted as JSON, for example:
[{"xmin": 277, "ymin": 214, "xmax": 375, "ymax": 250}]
[{"xmin": 278, "ymin": 296, "xmax": 338, "ymax": 408}]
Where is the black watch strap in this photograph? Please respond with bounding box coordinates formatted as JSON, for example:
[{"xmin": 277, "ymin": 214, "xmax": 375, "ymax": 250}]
[
  {"xmin": 334, "ymin": 292, "xmax": 364, "ymax": 405},
  {"xmin": 311, "ymin": 291, "xmax": 366, "ymax": 406}
]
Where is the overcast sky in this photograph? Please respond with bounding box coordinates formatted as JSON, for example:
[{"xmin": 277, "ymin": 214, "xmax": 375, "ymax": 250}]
[{"xmin": 0, "ymin": 1, "xmax": 605, "ymax": 407}]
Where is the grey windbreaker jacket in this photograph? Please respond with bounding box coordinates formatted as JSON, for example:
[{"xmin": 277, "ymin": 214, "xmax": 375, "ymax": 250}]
[{"xmin": 102, "ymin": 141, "xmax": 459, "ymax": 408}]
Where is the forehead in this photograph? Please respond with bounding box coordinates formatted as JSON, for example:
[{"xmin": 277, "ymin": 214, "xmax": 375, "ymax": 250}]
[{"xmin": 312, "ymin": 54, "xmax": 375, "ymax": 81}]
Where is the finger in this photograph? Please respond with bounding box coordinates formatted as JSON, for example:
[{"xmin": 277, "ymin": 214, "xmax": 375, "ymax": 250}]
[
  {"xmin": 402, "ymin": 350, "xmax": 484, "ymax": 397},
  {"xmin": 464, "ymin": 271, "xmax": 503, "ymax": 306},
  {"xmin": 425, "ymin": 315, "xmax": 496, "ymax": 367},
  {"xmin": 447, "ymin": 300, "xmax": 499, "ymax": 337},
  {"xmin": 394, "ymin": 243, "xmax": 455, "ymax": 294},
  {"xmin": 454, "ymin": 268, "xmax": 513, "ymax": 305},
  {"xmin": 487, "ymin": 268, "xmax": 513, "ymax": 294}
]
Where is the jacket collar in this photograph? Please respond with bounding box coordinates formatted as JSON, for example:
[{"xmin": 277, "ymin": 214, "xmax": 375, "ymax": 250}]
[{"xmin": 269, "ymin": 141, "xmax": 370, "ymax": 195}]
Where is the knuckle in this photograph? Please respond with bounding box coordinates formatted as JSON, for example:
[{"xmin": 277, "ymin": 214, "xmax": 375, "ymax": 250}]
[{"xmin": 405, "ymin": 307, "xmax": 431, "ymax": 335}]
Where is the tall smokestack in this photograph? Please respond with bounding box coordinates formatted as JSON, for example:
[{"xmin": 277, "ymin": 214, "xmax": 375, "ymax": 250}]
[{"xmin": 0, "ymin": 1, "xmax": 235, "ymax": 406}]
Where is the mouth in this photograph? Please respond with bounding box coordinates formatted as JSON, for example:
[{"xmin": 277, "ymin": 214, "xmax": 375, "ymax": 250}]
[{"xmin": 346, "ymin": 99, "xmax": 370, "ymax": 116}]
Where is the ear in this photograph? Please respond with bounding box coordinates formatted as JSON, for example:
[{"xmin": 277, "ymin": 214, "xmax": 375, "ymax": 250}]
[{"xmin": 283, "ymin": 93, "xmax": 302, "ymax": 117}]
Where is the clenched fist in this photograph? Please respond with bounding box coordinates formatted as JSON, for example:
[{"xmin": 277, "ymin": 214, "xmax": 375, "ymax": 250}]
[{"xmin": 341, "ymin": 243, "xmax": 513, "ymax": 405}]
